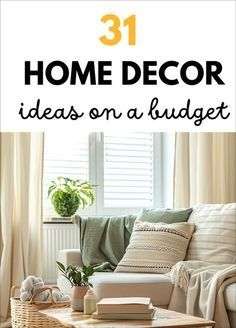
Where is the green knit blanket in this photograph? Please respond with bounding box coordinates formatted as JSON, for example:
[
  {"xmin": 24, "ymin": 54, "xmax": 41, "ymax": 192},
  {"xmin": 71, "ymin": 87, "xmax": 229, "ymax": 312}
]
[{"xmin": 77, "ymin": 214, "xmax": 137, "ymax": 271}]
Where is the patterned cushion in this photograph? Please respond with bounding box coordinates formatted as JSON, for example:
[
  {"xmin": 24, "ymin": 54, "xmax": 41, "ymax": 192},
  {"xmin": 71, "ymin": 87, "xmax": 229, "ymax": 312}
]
[
  {"xmin": 115, "ymin": 220, "xmax": 195, "ymax": 274},
  {"xmin": 186, "ymin": 203, "xmax": 236, "ymax": 264}
]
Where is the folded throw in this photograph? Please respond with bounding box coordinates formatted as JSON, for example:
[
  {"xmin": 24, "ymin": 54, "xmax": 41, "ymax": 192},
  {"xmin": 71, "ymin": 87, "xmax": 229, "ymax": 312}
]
[
  {"xmin": 77, "ymin": 214, "xmax": 137, "ymax": 271},
  {"xmin": 167, "ymin": 260, "xmax": 236, "ymax": 328}
]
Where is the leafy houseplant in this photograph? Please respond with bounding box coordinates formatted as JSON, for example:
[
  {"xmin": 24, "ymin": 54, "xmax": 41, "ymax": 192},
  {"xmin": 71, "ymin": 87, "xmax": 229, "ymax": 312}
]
[
  {"xmin": 48, "ymin": 177, "xmax": 96, "ymax": 217},
  {"xmin": 56, "ymin": 261, "xmax": 95, "ymax": 287},
  {"xmin": 56, "ymin": 261, "xmax": 95, "ymax": 311}
]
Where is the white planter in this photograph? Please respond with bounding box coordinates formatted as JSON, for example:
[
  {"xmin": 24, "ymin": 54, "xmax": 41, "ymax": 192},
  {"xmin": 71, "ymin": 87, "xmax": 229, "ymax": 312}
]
[{"xmin": 71, "ymin": 286, "xmax": 88, "ymax": 311}]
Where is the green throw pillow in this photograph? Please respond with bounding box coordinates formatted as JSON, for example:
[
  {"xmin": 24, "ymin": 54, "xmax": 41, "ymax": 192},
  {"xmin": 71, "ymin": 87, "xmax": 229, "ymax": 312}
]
[{"xmin": 137, "ymin": 207, "xmax": 192, "ymax": 223}]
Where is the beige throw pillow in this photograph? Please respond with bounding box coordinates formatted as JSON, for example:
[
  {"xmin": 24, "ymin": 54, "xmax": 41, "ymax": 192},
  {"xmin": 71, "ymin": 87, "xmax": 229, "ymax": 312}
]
[
  {"xmin": 186, "ymin": 203, "xmax": 236, "ymax": 264},
  {"xmin": 115, "ymin": 220, "xmax": 195, "ymax": 274}
]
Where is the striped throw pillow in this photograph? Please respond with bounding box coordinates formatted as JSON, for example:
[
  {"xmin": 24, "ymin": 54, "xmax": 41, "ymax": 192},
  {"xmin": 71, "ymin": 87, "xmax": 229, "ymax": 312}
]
[
  {"xmin": 186, "ymin": 203, "xmax": 236, "ymax": 264},
  {"xmin": 115, "ymin": 220, "xmax": 195, "ymax": 274}
]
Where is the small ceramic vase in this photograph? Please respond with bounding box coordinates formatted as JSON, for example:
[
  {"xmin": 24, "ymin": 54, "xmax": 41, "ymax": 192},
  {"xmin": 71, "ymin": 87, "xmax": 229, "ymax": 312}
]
[
  {"xmin": 71, "ymin": 286, "xmax": 88, "ymax": 311},
  {"xmin": 84, "ymin": 289, "xmax": 97, "ymax": 314}
]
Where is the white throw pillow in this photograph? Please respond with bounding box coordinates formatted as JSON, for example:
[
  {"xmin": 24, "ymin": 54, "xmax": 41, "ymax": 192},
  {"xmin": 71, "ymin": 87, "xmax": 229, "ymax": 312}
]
[
  {"xmin": 186, "ymin": 203, "xmax": 236, "ymax": 264},
  {"xmin": 115, "ymin": 220, "xmax": 195, "ymax": 274}
]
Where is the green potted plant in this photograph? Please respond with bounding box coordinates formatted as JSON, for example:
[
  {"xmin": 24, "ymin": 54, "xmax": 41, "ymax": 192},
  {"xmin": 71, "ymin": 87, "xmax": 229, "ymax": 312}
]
[
  {"xmin": 48, "ymin": 177, "xmax": 96, "ymax": 218},
  {"xmin": 56, "ymin": 261, "xmax": 95, "ymax": 311}
]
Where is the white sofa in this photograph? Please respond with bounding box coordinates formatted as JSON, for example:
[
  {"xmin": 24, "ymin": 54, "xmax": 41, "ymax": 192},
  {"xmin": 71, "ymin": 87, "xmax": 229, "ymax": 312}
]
[
  {"xmin": 57, "ymin": 248, "xmax": 236, "ymax": 328},
  {"xmin": 57, "ymin": 204, "xmax": 236, "ymax": 327}
]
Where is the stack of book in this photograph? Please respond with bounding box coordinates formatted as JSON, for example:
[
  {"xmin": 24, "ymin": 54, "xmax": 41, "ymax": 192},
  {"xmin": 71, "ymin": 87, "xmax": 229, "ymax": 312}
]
[{"xmin": 92, "ymin": 297, "xmax": 157, "ymax": 320}]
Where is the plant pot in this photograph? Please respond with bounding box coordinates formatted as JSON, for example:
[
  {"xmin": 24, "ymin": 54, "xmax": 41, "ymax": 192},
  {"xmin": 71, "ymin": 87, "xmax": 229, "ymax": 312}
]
[{"xmin": 71, "ymin": 286, "xmax": 89, "ymax": 311}]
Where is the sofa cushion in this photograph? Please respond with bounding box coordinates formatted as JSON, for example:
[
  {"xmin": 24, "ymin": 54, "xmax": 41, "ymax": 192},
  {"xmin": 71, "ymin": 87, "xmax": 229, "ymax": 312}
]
[
  {"xmin": 58, "ymin": 272, "xmax": 174, "ymax": 306},
  {"xmin": 186, "ymin": 203, "xmax": 236, "ymax": 264},
  {"xmin": 137, "ymin": 207, "xmax": 192, "ymax": 223},
  {"xmin": 115, "ymin": 220, "xmax": 195, "ymax": 274},
  {"xmin": 92, "ymin": 272, "xmax": 173, "ymax": 307},
  {"xmin": 224, "ymin": 283, "xmax": 236, "ymax": 312}
]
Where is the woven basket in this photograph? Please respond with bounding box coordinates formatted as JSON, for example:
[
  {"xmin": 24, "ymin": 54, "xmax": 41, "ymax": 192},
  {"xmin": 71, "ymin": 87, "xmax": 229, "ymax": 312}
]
[{"xmin": 10, "ymin": 285, "xmax": 70, "ymax": 327}]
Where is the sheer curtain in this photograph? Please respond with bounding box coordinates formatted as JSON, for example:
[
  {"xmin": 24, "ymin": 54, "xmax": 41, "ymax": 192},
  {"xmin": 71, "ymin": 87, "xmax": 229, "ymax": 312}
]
[
  {"xmin": 0, "ymin": 133, "xmax": 44, "ymax": 326},
  {"xmin": 174, "ymin": 133, "xmax": 236, "ymax": 208}
]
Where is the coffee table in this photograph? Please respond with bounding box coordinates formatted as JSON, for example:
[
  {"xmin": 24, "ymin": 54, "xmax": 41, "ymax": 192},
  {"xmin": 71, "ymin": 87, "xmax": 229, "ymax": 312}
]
[{"xmin": 39, "ymin": 307, "xmax": 215, "ymax": 327}]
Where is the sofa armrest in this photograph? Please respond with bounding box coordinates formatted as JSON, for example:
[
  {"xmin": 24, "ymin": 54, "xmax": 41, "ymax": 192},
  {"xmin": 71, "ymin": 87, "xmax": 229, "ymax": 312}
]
[{"xmin": 57, "ymin": 249, "xmax": 83, "ymax": 271}]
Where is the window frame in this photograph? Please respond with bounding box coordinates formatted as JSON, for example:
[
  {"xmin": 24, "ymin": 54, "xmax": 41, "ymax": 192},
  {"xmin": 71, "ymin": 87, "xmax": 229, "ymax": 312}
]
[
  {"xmin": 43, "ymin": 132, "xmax": 170, "ymax": 218},
  {"xmin": 89, "ymin": 132, "xmax": 163, "ymax": 216}
]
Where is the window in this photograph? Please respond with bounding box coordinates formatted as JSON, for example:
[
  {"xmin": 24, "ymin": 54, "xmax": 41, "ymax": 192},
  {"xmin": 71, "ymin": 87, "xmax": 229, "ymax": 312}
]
[
  {"xmin": 43, "ymin": 132, "xmax": 89, "ymax": 218},
  {"xmin": 104, "ymin": 133, "xmax": 154, "ymax": 208},
  {"xmin": 43, "ymin": 132, "xmax": 166, "ymax": 218}
]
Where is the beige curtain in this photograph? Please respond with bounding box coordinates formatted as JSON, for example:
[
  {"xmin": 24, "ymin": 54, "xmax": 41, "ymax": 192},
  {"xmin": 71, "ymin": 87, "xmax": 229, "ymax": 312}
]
[
  {"xmin": 0, "ymin": 133, "xmax": 44, "ymax": 326},
  {"xmin": 174, "ymin": 133, "xmax": 236, "ymax": 208}
]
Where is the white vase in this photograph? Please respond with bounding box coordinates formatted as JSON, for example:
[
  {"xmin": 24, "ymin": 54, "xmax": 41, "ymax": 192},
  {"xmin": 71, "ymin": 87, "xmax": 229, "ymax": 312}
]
[{"xmin": 84, "ymin": 289, "xmax": 97, "ymax": 314}]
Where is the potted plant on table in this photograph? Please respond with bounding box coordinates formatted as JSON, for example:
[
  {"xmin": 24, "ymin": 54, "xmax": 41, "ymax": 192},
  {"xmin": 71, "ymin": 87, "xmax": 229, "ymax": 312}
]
[
  {"xmin": 48, "ymin": 177, "xmax": 96, "ymax": 220},
  {"xmin": 56, "ymin": 261, "xmax": 95, "ymax": 311}
]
